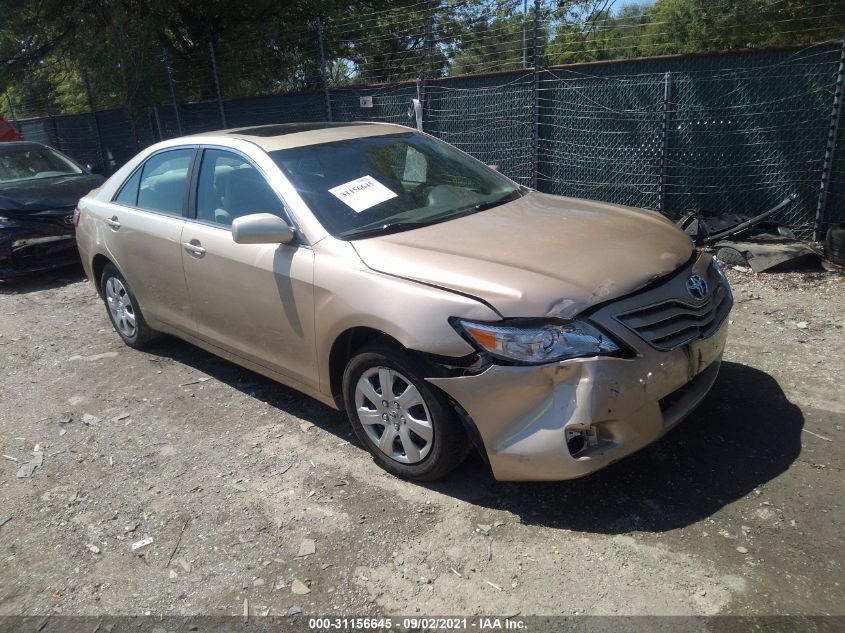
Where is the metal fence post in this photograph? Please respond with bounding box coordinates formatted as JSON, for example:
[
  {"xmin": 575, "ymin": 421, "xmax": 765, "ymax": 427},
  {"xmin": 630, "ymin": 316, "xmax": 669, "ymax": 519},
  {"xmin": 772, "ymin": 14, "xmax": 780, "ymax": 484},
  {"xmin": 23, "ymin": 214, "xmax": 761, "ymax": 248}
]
[
  {"xmin": 163, "ymin": 48, "xmax": 183, "ymax": 136},
  {"xmin": 5, "ymin": 91, "xmax": 18, "ymax": 126},
  {"xmin": 522, "ymin": 0, "xmax": 528, "ymax": 68},
  {"xmin": 152, "ymin": 104, "xmax": 164, "ymax": 141},
  {"xmin": 659, "ymin": 71, "xmax": 674, "ymax": 217},
  {"xmin": 209, "ymin": 41, "xmax": 227, "ymax": 128},
  {"xmin": 83, "ymin": 70, "xmax": 106, "ymax": 170},
  {"xmin": 316, "ymin": 16, "xmax": 333, "ymax": 122},
  {"xmin": 418, "ymin": 0, "xmax": 434, "ymax": 132},
  {"xmin": 532, "ymin": 0, "xmax": 541, "ymax": 190},
  {"xmin": 815, "ymin": 35, "xmax": 845, "ymax": 241}
]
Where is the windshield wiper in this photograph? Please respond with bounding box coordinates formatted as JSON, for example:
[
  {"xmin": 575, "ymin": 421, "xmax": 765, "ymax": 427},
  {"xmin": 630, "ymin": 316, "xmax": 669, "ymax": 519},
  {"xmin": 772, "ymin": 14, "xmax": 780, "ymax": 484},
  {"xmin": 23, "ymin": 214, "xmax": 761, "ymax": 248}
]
[
  {"xmin": 344, "ymin": 190, "xmax": 523, "ymax": 240},
  {"xmin": 344, "ymin": 221, "xmax": 431, "ymax": 240},
  {"xmin": 461, "ymin": 189, "xmax": 522, "ymax": 213}
]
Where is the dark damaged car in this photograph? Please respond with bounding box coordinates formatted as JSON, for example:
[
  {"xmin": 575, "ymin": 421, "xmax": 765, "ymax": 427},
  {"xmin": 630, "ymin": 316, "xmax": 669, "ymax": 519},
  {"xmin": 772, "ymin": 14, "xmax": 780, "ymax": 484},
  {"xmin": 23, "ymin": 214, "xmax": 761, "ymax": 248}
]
[{"xmin": 0, "ymin": 142, "xmax": 105, "ymax": 278}]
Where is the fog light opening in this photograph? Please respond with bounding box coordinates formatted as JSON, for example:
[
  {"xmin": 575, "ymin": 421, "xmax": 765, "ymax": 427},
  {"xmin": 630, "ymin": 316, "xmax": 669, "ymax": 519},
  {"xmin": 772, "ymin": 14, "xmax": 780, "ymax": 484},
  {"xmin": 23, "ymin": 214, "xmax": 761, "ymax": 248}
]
[{"xmin": 566, "ymin": 424, "xmax": 600, "ymax": 457}]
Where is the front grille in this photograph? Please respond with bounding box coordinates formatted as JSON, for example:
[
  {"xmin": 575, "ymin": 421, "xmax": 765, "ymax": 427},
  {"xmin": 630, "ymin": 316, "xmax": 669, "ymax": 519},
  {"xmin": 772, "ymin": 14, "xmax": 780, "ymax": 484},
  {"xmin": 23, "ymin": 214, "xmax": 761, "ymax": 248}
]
[{"xmin": 615, "ymin": 281, "xmax": 731, "ymax": 351}]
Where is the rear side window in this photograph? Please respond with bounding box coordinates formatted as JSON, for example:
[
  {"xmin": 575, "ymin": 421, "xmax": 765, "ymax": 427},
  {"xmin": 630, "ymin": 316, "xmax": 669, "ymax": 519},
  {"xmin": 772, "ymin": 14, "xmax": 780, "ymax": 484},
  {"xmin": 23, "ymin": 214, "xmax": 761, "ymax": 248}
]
[
  {"xmin": 114, "ymin": 168, "xmax": 141, "ymax": 206},
  {"xmin": 136, "ymin": 149, "xmax": 193, "ymax": 216}
]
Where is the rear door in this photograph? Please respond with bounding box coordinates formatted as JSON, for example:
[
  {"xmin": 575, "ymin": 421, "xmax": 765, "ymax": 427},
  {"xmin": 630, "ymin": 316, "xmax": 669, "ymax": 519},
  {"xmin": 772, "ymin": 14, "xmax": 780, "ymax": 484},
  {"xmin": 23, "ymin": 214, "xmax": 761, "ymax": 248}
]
[
  {"xmin": 180, "ymin": 147, "xmax": 317, "ymax": 390},
  {"xmin": 101, "ymin": 147, "xmax": 196, "ymax": 334}
]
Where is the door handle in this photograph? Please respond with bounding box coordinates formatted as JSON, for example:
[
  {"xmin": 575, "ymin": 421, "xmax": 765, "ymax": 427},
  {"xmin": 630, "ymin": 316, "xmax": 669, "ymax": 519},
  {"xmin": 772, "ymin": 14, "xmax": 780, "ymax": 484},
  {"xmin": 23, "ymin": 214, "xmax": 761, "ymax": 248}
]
[
  {"xmin": 183, "ymin": 240, "xmax": 206, "ymax": 258},
  {"xmin": 105, "ymin": 216, "xmax": 121, "ymax": 230}
]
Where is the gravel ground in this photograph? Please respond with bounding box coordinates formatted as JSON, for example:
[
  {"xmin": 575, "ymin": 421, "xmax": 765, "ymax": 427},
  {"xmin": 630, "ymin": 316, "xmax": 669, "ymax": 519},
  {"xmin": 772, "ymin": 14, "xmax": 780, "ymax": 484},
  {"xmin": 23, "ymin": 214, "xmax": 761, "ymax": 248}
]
[{"xmin": 0, "ymin": 263, "xmax": 843, "ymax": 618}]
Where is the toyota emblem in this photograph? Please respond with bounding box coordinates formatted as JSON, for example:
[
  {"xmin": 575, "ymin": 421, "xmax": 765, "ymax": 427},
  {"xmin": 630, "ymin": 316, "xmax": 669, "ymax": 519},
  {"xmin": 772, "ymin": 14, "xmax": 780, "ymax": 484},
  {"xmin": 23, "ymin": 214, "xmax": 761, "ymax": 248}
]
[{"xmin": 686, "ymin": 275, "xmax": 709, "ymax": 300}]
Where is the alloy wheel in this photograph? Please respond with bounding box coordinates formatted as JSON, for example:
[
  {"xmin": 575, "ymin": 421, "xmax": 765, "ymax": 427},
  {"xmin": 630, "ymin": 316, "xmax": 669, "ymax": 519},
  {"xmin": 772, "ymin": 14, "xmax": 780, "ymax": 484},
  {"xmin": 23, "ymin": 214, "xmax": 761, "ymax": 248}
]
[
  {"xmin": 354, "ymin": 366, "xmax": 434, "ymax": 464},
  {"xmin": 105, "ymin": 276, "xmax": 137, "ymax": 339}
]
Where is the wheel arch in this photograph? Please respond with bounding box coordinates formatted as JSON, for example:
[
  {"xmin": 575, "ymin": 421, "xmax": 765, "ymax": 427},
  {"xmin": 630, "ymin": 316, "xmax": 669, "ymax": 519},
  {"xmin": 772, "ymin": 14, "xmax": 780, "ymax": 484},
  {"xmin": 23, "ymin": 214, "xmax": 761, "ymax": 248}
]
[
  {"xmin": 328, "ymin": 326, "xmax": 403, "ymax": 408},
  {"xmin": 91, "ymin": 253, "xmax": 114, "ymax": 297}
]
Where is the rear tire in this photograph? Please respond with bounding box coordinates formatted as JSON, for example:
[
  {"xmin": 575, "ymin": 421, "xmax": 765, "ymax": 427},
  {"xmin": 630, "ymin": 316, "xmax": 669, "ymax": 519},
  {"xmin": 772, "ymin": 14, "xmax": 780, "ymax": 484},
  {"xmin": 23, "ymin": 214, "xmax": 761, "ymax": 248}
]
[
  {"xmin": 342, "ymin": 344, "xmax": 469, "ymax": 481},
  {"xmin": 100, "ymin": 264, "xmax": 158, "ymax": 349}
]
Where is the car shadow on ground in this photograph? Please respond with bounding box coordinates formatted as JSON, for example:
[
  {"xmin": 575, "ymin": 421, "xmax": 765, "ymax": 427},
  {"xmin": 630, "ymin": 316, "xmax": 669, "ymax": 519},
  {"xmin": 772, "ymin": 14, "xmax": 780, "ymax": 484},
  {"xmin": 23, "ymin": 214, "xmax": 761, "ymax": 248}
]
[
  {"xmin": 424, "ymin": 360, "xmax": 805, "ymax": 534},
  {"xmin": 0, "ymin": 263, "xmax": 85, "ymax": 294},
  {"xmin": 139, "ymin": 340, "xmax": 804, "ymax": 534}
]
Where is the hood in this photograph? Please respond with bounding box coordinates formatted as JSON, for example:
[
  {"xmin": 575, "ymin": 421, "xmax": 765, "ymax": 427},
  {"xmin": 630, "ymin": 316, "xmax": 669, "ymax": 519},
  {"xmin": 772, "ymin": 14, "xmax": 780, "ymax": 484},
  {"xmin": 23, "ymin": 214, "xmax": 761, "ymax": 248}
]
[
  {"xmin": 0, "ymin": 173, "xmax": 105, "ymax": 216},
  {"xmin": 351, "ymin": 192, "xmax": 693, "ymax": 318}
]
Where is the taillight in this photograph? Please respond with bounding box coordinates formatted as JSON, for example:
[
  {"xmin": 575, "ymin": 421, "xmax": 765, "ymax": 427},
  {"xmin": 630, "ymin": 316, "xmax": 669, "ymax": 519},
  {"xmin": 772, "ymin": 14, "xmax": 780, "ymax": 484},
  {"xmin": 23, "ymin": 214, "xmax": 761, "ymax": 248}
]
[{"xmin": 73, "ymin": 206, "xmax": 81, "ymax": 227}]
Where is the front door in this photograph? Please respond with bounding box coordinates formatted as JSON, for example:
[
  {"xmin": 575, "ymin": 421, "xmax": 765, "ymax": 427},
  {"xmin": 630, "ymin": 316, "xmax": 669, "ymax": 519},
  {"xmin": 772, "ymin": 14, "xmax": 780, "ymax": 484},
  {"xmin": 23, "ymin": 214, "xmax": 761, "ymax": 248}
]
[{"xmin": 180, "ymin": 148, "xmax": 317, "ymax": 390}]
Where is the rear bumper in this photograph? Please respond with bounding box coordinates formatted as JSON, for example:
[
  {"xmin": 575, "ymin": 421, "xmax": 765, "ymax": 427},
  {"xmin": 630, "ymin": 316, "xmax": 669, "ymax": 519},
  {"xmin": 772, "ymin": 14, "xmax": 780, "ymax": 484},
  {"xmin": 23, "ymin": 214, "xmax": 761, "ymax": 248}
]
[{"xmin": 428, "ymin": 320, "xmax": 728, "ymax": 481}]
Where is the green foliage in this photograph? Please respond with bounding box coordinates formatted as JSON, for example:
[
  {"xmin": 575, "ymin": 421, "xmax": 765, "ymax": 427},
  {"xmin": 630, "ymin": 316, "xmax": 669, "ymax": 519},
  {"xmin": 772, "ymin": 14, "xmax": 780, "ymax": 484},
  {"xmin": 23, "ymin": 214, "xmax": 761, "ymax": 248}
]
[{"xmin": 0, "ymin": 0, "xmax": 841, "ymax": 127}]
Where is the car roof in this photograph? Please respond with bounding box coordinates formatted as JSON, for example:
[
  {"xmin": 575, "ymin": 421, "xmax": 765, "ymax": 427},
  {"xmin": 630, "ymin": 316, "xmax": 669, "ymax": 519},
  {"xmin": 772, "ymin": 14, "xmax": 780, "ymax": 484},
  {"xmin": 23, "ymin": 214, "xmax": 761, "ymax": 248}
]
[{"xmin": 185, "ymin": 122, "xmax": 412, "ymax": 152}]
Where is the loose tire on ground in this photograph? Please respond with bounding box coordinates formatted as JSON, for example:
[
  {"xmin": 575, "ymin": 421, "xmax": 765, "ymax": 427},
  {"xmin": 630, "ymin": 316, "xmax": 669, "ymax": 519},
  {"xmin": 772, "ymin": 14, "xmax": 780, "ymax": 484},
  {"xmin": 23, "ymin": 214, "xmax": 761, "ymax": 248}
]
[
  {"xmin": 825, "ymin": 223, "xmax": 845, "ymax": 266},
  {"xmin": 716, "ymin": 246, "xmax": 749, "ymax": 267}
]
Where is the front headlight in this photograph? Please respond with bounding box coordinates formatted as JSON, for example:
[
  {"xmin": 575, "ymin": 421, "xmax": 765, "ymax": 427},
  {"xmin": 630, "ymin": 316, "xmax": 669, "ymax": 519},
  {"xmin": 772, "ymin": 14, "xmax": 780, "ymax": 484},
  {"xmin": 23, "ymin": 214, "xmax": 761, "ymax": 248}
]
[{"xmin": 454, "ymin": 318, "xmax": 620, "ymax": 365}]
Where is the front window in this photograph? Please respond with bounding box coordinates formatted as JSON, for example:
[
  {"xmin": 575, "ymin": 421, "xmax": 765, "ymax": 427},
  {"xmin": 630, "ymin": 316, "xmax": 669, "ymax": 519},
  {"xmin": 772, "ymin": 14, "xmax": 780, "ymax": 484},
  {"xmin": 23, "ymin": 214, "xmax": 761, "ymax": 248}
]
[
  {"xmin": 196, "ymin": 149, "xmax": 284, "ymax": 226},
  {"xmin": 270, "ymin": 132, "xmax": 521, "ymax": 239},
  {"xmin": 0, "ymin": 146, "xmax": 83, "ymax": 184}
]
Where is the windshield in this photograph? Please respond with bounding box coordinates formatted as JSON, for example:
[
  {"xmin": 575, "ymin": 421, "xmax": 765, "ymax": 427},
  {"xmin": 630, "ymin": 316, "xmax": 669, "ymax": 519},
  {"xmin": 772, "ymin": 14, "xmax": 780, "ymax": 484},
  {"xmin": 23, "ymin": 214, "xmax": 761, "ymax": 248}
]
[
  {"xmin": 0, "ymin": 147, "xmax": 83, "ymax": 184},
  {"xmin": 270, "ymin": 132, "xmax": 521, "ymax": 239}
]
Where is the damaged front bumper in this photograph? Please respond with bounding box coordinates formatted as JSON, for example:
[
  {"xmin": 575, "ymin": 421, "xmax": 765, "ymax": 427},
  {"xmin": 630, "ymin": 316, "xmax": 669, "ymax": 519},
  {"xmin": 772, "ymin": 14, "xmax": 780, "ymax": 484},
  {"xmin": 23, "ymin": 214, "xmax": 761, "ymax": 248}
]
[
  {"xmin": 428, "ymin": 252, "xmax": 732, "ymax": 481},
  {"xmin": 0, "ymin": 218, "xmax": 79, "ymax": 278},
  {"xmin": 429, "ymin": 323, "xmax": 727, "ymax": 481}
]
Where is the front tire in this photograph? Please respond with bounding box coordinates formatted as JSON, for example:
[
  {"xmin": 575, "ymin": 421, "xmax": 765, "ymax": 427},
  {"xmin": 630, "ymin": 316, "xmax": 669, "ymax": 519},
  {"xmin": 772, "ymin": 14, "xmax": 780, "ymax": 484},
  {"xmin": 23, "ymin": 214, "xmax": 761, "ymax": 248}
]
[
  {"xmin": 342, "ymin": 345, "xmax": 469, "ymax": 481},
  {"xmin": 100, "ymin": 264, "xmax": 157, "ymax": 349}
]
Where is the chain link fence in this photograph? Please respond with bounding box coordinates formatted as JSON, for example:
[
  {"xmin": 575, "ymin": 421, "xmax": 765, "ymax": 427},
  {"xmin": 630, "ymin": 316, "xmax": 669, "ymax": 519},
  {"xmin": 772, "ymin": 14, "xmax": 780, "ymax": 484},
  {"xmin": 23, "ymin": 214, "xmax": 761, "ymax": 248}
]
[{"xmin": 6, "ymin": 42, "xmax": 844, "ymax": 240}]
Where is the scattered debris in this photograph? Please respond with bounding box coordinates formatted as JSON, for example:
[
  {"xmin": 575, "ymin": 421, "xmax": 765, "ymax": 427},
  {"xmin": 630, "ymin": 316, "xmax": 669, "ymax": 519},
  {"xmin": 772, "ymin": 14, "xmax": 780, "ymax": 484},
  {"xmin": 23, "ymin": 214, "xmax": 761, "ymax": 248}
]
[
  {"xmin": 476, "ymin": 524, "xmax": 492, "ymax": 534},
  {"xmin": 68, "ymin": 352, "xmax": 119, "ymax": 362},
  {"xmin": 288, "ymin": 606, "xmax": 302, "ymax": 616},
  {"xmin": 736, "ymin": 546, "xmax": 749, "ymax": 554},
  {"xmin": 166, "ymin": 517, "xmax": 191, "ymax": 567},
  {"xmin": 16, "ymin": 451, "xmax": 43, "ymax": 478},
  {"xmin": 87, "ymin": 544, "xmax": 101, "ymax": 554},
  {"xmin": 179, "ymin": 377, "xmax": 211, "ymax": 387},
  {"xmin": 485, "ymin": 580, "xmax": 503, "ymax": 591},
  {"xmin": 132, "ymin": 537, "xmax": 154, "ymax": 551},
  {"xmin": 0, "ymin": 516, "xmax": 11, "ymax": 528},
  {"xmin": 795, "ymin": 321, "xmax": 809, "ymax": 329},
  {"xmin": 450, "ymin": 567, "xmax": 462, "ymax": 578},
  {"xmin": 291, "ymin": 579, "xmax": 311, "ymax": 595},
  {"xmin": 169, "ymin": 569, "xmax": 178, "ymax": 582},
  {"xmin": 2, "ymin": 454, "xmax": 18, "ymax": 462},
  {"xmin": 243, "ymin": 598, "xmax": 249, "ymax": 623},
  {"xmin": 802, "ymin": 428, "xmax": 833, "ymax": 442},
  {"xmin": 82, "ymin": 414, "xmax": 100, "ymax": 425},
  {"xmin": 176, "ymin": 558, "xmax": 192, "ymax": 573},
  {"xmin": 296, "ymin": 538, "xmax": 316, "ymax": 558},
  {"xmin": 299, "ymin": 422, "xmax": 314, "ymax": 432}
]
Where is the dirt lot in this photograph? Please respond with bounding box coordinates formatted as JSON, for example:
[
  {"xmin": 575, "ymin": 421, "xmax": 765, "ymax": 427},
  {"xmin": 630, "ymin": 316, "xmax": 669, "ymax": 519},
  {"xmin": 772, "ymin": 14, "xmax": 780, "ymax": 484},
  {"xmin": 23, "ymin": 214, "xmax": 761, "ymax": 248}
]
[{"xmin": 0, "ymin": 264, "xmax": 843, "ymax": 619}]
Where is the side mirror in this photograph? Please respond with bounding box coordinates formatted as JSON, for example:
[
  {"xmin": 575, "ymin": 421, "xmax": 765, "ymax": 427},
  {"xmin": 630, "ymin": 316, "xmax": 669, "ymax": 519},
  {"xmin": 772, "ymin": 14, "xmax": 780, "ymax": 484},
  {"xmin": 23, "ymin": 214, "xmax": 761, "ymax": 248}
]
[
  {"xmin": 487, "ymin": 164, "xmax": 501, "ymax": 173},
  {"xmin": 231, "ymin": 213, "xmax": 295, "ymax": 245},
  {"xmin": 87, "ymin": 164, "xmax": 105, "ymax": 175}
]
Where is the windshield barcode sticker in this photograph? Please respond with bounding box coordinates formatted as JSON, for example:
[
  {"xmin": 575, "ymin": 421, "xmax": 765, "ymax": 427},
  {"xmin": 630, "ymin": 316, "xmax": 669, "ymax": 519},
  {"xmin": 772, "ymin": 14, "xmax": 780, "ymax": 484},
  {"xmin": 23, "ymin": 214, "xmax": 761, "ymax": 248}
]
[{"xmin": 328, "ymin": 175, "xmax": 397, "ymax": 213}]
